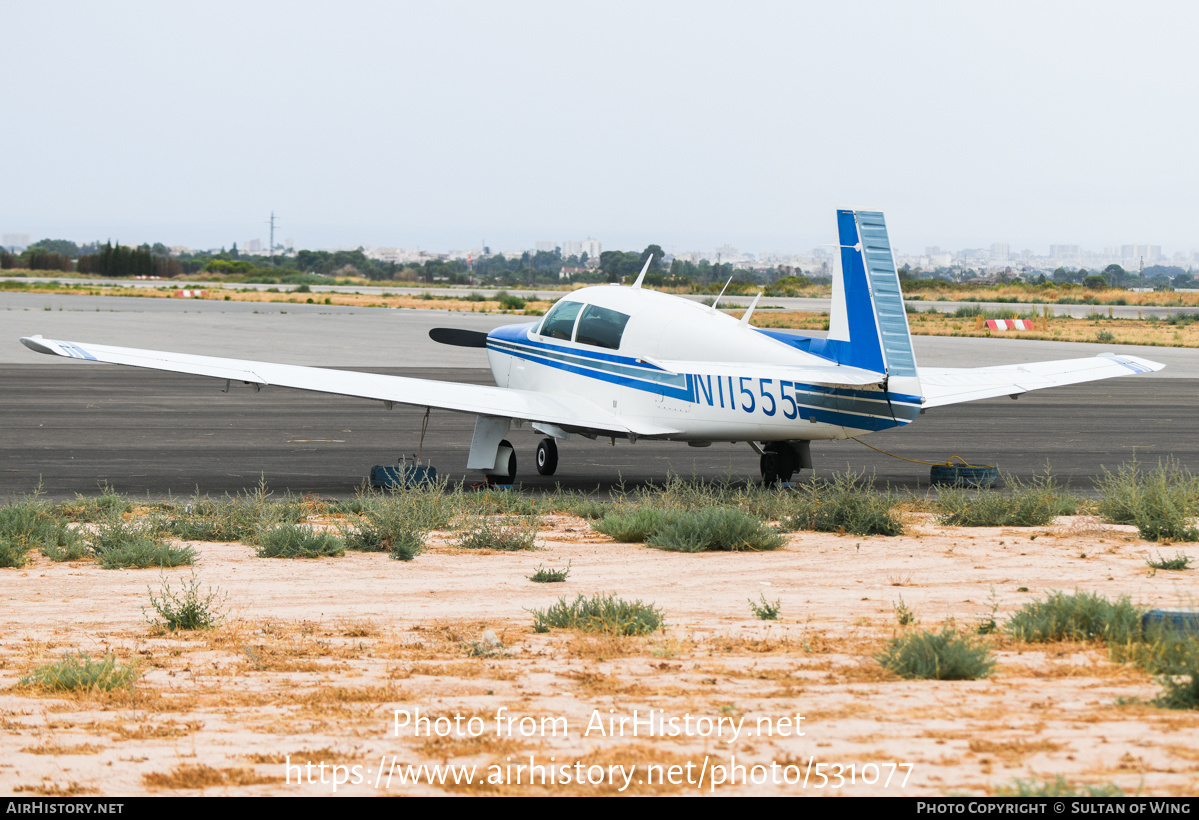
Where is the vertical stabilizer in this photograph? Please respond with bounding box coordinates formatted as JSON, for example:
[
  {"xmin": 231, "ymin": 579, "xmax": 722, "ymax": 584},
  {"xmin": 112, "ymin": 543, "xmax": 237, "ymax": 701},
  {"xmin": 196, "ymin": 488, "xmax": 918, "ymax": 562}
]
[{"xmin": 826, "ymin": 210, "xmax": 919, "ymax": 383}]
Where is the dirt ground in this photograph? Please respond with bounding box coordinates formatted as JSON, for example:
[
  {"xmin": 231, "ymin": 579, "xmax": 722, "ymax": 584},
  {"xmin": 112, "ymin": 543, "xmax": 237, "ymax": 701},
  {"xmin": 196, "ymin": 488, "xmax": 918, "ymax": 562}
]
[{"xmin": 2, "ymin": 513, "xmax": 1197, "ymax": 797}]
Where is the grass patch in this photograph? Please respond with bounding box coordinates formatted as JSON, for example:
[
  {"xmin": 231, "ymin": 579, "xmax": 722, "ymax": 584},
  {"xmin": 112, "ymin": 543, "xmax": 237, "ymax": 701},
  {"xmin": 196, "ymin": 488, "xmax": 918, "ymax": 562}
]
[
  {"xmin": 1146, "ymin": 551, "xmax": 1193, "ymax": 571},
  {"xmin": 41, "ymin": 539, "xmax": 90, "ymax": 562},
  {"xmin": 1096, "ymin": 458, "xmax": 1199, "ymax": 541},
  {"xmin": 1009, "ymin": 590, "xmax": 1199, "ymax": 709},
  {"xmin": 89, "ymin": 514, "xmax": 196, "ymax": 568},
  {"xmin": 749, "ymin": 594, "xmax": 781, "ymax": 620},
  {"xmin": 594, "ymin": 506, "xmax": 783, "ymax": 551},
  {"xmin": 782, "ymin": 471, "xmax": 905, "ymax": 536},
  {"xmin": 1006, "ymin": 590, "xmax": 1141, "ymax": 643},
  {"xmin": 339, "ymin": 485, "xmax": 450, "ymax": 560},
  {"xmin": 454, "ymin": 516, "xmax": 539, "ymax": 551},
  {"xmin": 55, "ymin": 486, "xmax": 133, "ymax": 522},
  {"xmin": 647, "ymin": 508, "xmax": 783, "ymax": 552},
  {"xmin": 254, "ymin": 524, "xmax": 344, "ymax": 558},
  {"xmin": 592, "ymin": 507, "xmax": 672, "ymax": 542},
  {"xmin": 529, "ymin": 562, "xmax": 570, "ymax": 583},
  {"xmin": 21, "ymin": 652, "xmax": 138, "ymax": 693},
  {"xmin": 0, "ymin": 492, "xmax": 83, "ymax": 567},
  {"xmin": 876, "ymin": 627, "xmax": 995, "ymax": 680},
  {"xmin": 144, "ymin": 572, "xmax": 227, "ymax": 631},
  {"xmin": 1154, "ymin": 670, "xmax": 1199, "ymax": 710},
  {"xmin": 532, "ymin": 594, "xmax": 664, "ymax": 635},
  {"xmin": 936, "ymin": 473, "xmax": 1077, "ymax": 527}
]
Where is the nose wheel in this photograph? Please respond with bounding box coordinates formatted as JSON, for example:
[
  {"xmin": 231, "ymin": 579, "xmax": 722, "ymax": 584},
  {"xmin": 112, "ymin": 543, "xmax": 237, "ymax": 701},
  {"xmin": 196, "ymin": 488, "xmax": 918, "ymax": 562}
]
[{"xmin": 536, "ymin": 438, "xmax": 559, "ymax": 476}]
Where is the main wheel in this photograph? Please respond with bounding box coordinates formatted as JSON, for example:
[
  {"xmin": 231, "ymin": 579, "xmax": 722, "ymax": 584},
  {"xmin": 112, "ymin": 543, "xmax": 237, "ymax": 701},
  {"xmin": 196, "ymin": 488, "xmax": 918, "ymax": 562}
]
[
  {"xmin": 760, "ymin": 443, "xmax": 797, "ymax": 485},
  {"xmin": 486, "ymin": 439, "xmax": 517, "ymax": 484},
  {"xmin": 536, "ymin": 438, "xmax": 558, "ymax": 476}
]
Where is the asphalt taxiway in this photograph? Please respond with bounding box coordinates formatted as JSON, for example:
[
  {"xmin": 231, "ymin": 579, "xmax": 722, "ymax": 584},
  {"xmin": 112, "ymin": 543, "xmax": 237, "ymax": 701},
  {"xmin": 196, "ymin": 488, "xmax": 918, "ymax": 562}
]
[{"xmin": 3, "ymin": 292, "xmax": 1196, "ymax": 499}]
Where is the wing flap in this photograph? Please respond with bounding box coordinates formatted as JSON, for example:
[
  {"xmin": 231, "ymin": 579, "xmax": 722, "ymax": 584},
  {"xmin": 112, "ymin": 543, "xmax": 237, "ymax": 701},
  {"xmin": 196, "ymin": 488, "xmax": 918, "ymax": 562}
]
[
  {"xmin": 21, "ymin": 335, "xmax": 681, "ymax": 437},
  {"xmin": 919, "ymin": 353, "xmax": 1163, "ymax": 408}
]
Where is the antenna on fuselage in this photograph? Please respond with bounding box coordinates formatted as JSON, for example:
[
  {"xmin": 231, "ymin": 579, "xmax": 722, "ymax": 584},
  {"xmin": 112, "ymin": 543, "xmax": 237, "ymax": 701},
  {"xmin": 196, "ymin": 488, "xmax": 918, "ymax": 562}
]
[
  {"xmin": 709, "ymin": 276, "xmax": 733, "ymax": 313},
  {"xmin": 739, "ymin": 291, "xmax": 763, "ymax": 325},
  {"xmin": 631, "ymin": 255, "xmax": 653, "ymax": 289}
]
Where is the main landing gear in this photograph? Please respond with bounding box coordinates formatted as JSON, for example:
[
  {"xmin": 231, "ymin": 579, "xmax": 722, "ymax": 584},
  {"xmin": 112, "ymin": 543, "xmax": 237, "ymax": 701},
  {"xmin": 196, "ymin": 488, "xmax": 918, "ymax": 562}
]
[
  {"xmin": 484, "ymin": 439, "xmax": 517, "ymax": 485},
  {"xmin": 759, "ymin": 441, "xmax": 809, "ymax": 485},
  {"xmin": 484, "ymin": 437, "xmax": 559, "ymax": 483}
]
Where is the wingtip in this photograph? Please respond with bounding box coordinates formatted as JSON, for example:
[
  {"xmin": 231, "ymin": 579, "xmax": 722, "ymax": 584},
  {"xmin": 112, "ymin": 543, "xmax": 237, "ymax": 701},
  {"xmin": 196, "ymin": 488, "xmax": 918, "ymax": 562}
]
[
  {"xmin": 20, "ymin": 335, "xmax": 55, "ymax": 355},
  {"xmin": 1099, "ymin": 352, "xmax": 1165, "ymax": 373}
]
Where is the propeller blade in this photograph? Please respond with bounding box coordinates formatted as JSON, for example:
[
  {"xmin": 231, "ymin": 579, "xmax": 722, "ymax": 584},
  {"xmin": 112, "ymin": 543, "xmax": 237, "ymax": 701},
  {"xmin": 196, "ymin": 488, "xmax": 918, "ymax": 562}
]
[{"xmin": 428, "ymin": 328, "xmax": 490, "ymax": 348}]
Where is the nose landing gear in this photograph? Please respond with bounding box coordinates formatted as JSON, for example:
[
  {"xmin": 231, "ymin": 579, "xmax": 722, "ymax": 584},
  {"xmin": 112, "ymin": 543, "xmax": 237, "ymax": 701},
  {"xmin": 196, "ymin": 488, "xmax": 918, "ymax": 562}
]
[{"xmin": 535, "ymin": 438, "xmax": 559, "ymax": 476}]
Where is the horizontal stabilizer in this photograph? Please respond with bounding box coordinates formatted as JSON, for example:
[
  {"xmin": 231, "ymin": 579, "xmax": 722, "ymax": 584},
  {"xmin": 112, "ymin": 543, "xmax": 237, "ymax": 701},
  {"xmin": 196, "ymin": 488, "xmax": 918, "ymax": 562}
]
[{"xmin": 920, "ymin": 353, "xmax": 1164, "ymax": 408}]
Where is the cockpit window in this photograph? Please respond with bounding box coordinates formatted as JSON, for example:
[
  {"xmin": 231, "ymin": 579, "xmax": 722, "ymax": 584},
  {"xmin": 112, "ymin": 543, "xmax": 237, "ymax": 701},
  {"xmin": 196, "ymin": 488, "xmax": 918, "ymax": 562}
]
[
  {"xmin": 538, "ymin": 300, "xmax": 582, "ymax": 340},
  {"xmin": 574, "ymin": 304, "xmax": 631, "ymax": 350}
]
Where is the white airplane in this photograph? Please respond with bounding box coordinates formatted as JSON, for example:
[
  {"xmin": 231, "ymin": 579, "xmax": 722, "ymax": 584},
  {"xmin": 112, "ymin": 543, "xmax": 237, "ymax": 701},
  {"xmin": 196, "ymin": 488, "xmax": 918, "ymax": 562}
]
[{"xmin": 20, "ymin": 209, "xmax": 1163, "ymax": 484}]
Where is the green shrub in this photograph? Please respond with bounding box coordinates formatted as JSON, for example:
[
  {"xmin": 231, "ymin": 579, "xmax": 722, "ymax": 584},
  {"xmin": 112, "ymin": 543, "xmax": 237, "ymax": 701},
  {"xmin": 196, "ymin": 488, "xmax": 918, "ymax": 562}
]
[
  {"xmin": 339, "ymin": 485, "xmax": 452, "ymax": 560},
  {"xmin": 454, "ymin": 516, "xmax": 538, "ymax": 551},
  {"xmin": 1154, "ymin": 670, "xmax": 1199, "ymax": 710},
  {"xmin": 647, "ymin": 508, "xmax": 784, "ymax": 552},
  {"xmin": 0, "ymin": 538, "xmax": 30, "ymax": 568},
  {"xmin": 145, "ymin": 572, "xmax": 227, "ymax": 631},
  {"xmin": 937, "ymin": 474, "xmax": 1077, "ymax": 527},
  {"xmin": 254, "ymin": 524, "xmax": 345, "ymax": 558},
  {"xmin": 783, "ymin": 471, "xmax": 904, "ymax": 536},
  {"xmin": 529, "ymin": 562, "xmax": 571, "ymax": 583},
  {"xmin": 1146, "ymin": 551, "xmax": 1193, "ymax": 571},
  {"xmin": 40, "ymin": 538, "xmax": 91, "ymax": 562},
  {"xmin": 22, "ymin": 651, "xmax": 138, "ymax": 692},
  {"xmin": 876, "ymin": 627, "xmax": 995, "ymax": 680},
  {"xmin": 0, "ymin": 494, "xmax": 82, "ymax": 566},
  {"xmin": 592, "ymin": 507, "xmax": 673, "ymax": 543},
  {"xmin": 1006, "ymin": 590, "xmax": 1141, "ymax": 644},
  {"xmin": 94, "ymin": 539, "xmax": 197, "ymax": 569},
  {"xmin": 165, "ymin": 481, "xmax": 307, "ymax": 544},
  {"xmin": 532, "ymin": 594, "xmax": 664, "ymax": 635},
  {"xmin": 55, "ymin": 487, "xmax": 133, "ymax": 522},
  {"xmin": 893, "ymin": 595, "xmax": 916, "ymax": 626},
  {"xmin": 749, "ymin": 594, "xmax": 781, "ymax": 620},
  {"xmin": 495, "ymin": 290, "xmax": 525, "ymax": 310},
  {"xmin": 1096, "ymin": 458, "xmax": 1199, "ymax": 542}
]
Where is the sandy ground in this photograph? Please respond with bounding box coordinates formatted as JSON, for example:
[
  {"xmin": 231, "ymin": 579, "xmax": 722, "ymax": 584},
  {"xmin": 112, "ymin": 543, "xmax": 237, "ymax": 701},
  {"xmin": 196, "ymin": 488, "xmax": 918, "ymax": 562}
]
[{"xmin": 2, "ymin": 513, "xmax": 1198, "ymax": 797}]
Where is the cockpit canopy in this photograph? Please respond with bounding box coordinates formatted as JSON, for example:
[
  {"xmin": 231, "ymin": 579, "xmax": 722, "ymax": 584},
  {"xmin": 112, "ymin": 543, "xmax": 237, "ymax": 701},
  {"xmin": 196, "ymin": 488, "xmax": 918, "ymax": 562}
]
[{"xmin": 537, "ymin": 300, "xmax": 631, "ymax": 351}]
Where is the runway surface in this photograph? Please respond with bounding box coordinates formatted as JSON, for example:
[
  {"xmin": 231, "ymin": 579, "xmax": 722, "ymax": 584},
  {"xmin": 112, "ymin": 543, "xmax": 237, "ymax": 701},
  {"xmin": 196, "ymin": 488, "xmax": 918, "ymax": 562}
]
[{"xmin": 3, "ymin": 292, "xmax": 1196, "ymax": 499}]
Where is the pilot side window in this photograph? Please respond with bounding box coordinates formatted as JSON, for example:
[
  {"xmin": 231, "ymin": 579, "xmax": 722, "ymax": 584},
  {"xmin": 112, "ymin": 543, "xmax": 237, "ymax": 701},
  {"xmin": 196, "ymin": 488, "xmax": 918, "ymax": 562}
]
[
  {"xmin": 538, "ymin": 300, "xmax": 582, "ymax": 340},
  {"xmin": 574, "ymin": 304, "xmax": 630, "ymax": 350}
]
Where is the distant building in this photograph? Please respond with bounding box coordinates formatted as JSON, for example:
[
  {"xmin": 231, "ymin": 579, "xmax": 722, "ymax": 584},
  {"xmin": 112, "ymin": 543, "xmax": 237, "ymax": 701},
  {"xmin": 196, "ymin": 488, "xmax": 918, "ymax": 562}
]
[{"xmin": 2, "ymin": 232, "xmax": 31, "ymax": 251}]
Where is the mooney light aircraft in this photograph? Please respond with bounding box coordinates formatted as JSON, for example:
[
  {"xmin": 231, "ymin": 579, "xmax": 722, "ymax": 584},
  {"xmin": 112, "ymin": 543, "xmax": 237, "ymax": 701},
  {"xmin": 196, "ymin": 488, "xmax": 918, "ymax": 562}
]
[{"xmin": 21, "ymin": 209, "xmax": 1163, "ymax": 484}]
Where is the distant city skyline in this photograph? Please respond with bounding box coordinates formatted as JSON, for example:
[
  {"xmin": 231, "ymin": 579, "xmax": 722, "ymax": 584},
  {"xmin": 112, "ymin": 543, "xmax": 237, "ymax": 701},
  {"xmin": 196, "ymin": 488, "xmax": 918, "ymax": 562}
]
[{"xmin": 4, "ymin": 2, "xmax": 1196, "ymax": 261}]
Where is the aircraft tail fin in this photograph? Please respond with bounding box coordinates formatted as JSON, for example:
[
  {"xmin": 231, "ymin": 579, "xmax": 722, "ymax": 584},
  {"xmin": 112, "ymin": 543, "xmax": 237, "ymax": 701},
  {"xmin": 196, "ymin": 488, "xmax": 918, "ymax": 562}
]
[{"xmin": 826, "ymin": 210, "xmax": 919, "ymax": 388}]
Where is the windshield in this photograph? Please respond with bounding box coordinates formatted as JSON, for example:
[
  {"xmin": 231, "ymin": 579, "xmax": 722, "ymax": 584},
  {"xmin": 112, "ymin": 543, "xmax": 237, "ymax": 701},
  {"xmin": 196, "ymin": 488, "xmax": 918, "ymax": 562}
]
[{"xmin": 538, "ymin": 300, "xmax": 583, "ymax": 340}]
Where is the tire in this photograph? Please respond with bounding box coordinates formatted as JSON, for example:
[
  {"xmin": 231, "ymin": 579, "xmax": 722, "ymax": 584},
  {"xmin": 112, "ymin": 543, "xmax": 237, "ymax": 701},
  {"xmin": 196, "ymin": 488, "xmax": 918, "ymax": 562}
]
[
  {"xmin": 536, "ymin": 438, "xmax": 558, "ymax": 476},
  {"xmin": 930, "ymin": 464, "xmax": 999, "ymax": 488},
  {"xmin": 760, "ymin": 450, "xmax": 783, "ymax": 485},
  {"xmin": 486, "ymin": 439, "xmax": 517, "ymax": 484},
  {"xmin": 761, "ymin": 443, "xmax": 796, "ymax": 484}
]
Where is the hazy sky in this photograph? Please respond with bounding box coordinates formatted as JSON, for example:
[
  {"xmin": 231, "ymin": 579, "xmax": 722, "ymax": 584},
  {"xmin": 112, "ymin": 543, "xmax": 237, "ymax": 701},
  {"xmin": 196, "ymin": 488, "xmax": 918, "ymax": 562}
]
[{"xmin": 3, "ymin": 0, "xmax": 1197, "ymax": 255}]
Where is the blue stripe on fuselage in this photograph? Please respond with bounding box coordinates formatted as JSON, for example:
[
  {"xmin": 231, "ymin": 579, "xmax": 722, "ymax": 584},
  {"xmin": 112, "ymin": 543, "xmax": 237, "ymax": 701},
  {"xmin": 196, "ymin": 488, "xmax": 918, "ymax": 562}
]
[{"xmin": 487, "ymin": 324, "xmax": 918, "ymax": 433}]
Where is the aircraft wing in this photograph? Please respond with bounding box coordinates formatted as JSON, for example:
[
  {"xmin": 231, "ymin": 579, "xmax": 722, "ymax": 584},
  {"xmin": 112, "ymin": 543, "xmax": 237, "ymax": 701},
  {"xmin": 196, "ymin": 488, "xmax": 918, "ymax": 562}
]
[
  {"xmin": 918, "ymin": 353, "xmax": 1163, "ymax": 408},
  {"xmin": 19, "ymin": 335, "xmax": 682, "ymax": 437}
]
